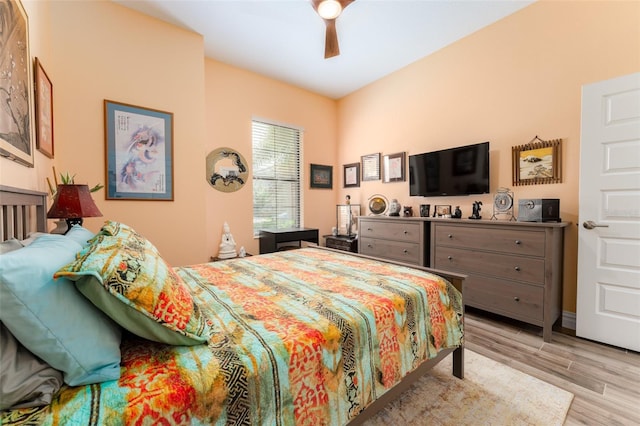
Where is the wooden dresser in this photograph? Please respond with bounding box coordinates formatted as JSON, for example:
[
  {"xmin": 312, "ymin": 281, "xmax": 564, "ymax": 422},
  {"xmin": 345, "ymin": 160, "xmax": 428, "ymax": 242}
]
[
  {"xmin": 357, "ymin": 216, "xmax": 569, "ymax": 341},
  {"xmin": 358, "ymin": 217, "xmax": 427, "ymax": 266},
  {"xmin": 430, "ymin": 220, "xmax": 569, "ymax": 342}
]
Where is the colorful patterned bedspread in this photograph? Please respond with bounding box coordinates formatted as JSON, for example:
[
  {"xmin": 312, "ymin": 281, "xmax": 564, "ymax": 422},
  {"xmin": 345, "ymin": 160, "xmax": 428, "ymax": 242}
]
[{"xmin": 2, "ymin": 248, "xmax": 463, "ymax": 426}]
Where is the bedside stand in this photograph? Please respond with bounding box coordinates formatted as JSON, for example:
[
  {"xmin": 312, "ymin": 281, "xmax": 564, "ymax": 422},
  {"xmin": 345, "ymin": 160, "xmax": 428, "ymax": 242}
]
[{"xmin": 323, "ymin": 235, "xmax": 358, "ymax": 253}]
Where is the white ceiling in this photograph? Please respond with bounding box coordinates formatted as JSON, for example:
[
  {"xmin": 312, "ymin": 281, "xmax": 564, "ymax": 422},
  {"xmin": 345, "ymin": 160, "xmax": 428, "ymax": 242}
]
[{"xmin": 113, "ymin": 0, "xmax": 534, "ymax": 99}]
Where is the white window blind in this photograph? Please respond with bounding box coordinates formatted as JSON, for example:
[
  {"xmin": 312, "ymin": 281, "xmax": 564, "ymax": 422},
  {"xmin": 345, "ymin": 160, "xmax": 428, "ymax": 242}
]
[{"xmin": 252, "ymin": 120, "xmax": 301, "ymax": 236}]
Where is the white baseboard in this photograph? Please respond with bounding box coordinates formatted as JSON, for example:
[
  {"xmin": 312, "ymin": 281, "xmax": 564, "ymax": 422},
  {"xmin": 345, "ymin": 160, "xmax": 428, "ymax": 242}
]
[{"xmin": 562, "ymin": 311, "xmax": 576, "ymax": 330}]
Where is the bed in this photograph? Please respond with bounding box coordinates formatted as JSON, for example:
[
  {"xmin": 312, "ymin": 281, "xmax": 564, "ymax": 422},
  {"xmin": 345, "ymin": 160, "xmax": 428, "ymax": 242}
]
[{"xmin": 0, "ymin": 185, "xmax": 464, "ymax": 425}]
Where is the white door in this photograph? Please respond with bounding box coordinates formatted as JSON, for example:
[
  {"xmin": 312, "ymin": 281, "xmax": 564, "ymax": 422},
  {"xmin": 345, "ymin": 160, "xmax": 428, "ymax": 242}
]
[{"xmin": 577, "ymin": 72, "xmax": 640, "ymax": 351}]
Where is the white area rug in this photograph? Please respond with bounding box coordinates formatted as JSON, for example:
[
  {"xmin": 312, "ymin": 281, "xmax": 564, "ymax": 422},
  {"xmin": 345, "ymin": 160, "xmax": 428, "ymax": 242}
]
[{"xmin": 365, "ymin": 349, "xmax": 573, "ymax": 426}]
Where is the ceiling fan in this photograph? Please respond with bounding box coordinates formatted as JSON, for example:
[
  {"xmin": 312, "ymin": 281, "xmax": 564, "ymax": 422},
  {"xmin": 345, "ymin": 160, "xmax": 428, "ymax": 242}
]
[{"xmin": 311, "ymin": 0, "xmax": 355, "ymax": 59}]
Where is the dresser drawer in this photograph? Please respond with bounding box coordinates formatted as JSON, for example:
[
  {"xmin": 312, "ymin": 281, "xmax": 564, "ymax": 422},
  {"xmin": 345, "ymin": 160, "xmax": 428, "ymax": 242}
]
[
  {"xmin": 464, "ymin": 275, "xmax": 544, "ymax": 324},
  {"xmin": 360, "ymin": 220, "xmax": 421, "ymax": 243},
  {"xmin": 433, "ymin": 247, "xmax": 545, "ymax": 285},
  {"xmin": 434, "ymin": 224, "xmax": 545, "ymax": 257},
  {"xmin": 360, "ymin": 237, "xmax": 421, "ymax": 265}
]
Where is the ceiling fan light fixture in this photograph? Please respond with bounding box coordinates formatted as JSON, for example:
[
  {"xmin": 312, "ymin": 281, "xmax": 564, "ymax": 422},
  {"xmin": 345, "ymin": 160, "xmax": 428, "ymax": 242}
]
[{"xmin": 317, "ymin": 0, "xmax": 342, "ymax": 19}]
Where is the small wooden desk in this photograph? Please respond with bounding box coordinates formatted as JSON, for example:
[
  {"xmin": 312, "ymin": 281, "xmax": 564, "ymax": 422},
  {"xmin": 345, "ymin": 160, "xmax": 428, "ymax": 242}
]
[{"xmin": 259, "ymin": 228, "xmax": 319, "ymax": 254}]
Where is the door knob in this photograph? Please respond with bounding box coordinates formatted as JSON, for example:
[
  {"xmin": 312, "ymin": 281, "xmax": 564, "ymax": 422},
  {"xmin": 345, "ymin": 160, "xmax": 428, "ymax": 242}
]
[{"xmin": 583, "ymin": 220, "xmax": 609, "ymax": 230}]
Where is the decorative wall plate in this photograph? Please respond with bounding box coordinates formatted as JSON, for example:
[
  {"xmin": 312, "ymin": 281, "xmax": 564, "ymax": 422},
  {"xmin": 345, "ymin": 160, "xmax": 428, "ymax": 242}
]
[
  {"xmin": 368, "ymin": 194, "xmax": 388, "ymax": 215},
  {"xmin": 206, "ymin": 147, "xmax": 248, "ymax": 193}
]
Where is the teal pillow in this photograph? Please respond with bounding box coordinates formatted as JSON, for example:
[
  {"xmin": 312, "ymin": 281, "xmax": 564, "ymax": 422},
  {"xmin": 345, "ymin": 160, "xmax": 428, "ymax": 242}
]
[
  {"xmin": 65, "ymin": 225, "xmax": 95, "ymax": 247},
  {"xmin": 0, "ymin": 235, "xmax": 122, "ymax": 386}
]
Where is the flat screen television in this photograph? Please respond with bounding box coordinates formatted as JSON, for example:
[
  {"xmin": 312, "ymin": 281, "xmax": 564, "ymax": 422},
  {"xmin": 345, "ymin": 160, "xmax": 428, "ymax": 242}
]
[{"xmin": 409, "ymin": 141, "xmax": 490, "ymax": 197}]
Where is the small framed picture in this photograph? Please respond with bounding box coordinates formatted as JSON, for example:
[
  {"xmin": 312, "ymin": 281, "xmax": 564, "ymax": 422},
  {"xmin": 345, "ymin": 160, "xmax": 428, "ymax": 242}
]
[
  {"xmin": 361, "ymin": 153, "xmax": 381, "ymax": 181},
  {"xmin": 343, "ymin": 162, "xmax": 360, "ymax": 188},
  {"xmin": 310, "ymin": 163, "xmax": 333, "ymax": 189},
  {"xmin": 435, "ymin": 205, "xmax": 452, "ymax": 217},
  {"xmin": 383, "ymin": 152, "xmax": 406, "ymax": 183},
  {"xmin": 34, "ymin": 58, "xmax": 54, "ymax": 158},
  {"xmin": 512, "ymin": 136, "xmax": 562, "ymax": 186}
]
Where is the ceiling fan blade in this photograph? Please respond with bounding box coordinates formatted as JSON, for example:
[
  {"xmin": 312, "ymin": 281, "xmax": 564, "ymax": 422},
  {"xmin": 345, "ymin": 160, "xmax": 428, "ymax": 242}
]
[
  {"xmin": 311, "ymin": 0, "xmax": 355, "ymax": 58},
  {"xmin": 324, "ymin": 19, "xmax": 339, "ymax": 59}
]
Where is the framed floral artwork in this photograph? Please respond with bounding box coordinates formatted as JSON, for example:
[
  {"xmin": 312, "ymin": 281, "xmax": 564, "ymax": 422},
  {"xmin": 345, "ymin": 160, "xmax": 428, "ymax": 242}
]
[{"xmin": 0, "ymin": 0, "xmax": 35, "ymax": 167}]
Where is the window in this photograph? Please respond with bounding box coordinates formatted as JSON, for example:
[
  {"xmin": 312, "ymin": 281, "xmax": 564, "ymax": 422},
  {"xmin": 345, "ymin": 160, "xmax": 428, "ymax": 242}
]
[{"xmin": 252, "ymin": 120, "xmax": 302, "ymax": 236}]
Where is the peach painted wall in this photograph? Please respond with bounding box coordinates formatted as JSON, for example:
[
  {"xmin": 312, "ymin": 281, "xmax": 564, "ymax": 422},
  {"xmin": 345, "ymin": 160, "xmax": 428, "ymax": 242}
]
[
  {"xmin": 1, "ymin": 0, "xmax": 338, "ymax": 266},
  {"xmin": 0, "ymin": 0, "xmax": 54, "ymax": 190},
  {"xmin": 203, "ymin": 60, "xmax": 337, "ymax": 258},
  {"xmin": 1, "ymin": 0, "xmax": 209, "ymax": 266},
  {"xmin": 337, "ymin": 0, "xmax": 640, "ymax": 313}
]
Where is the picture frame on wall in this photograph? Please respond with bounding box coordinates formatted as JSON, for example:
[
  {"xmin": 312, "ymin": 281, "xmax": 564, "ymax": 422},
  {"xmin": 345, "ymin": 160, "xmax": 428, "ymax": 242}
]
[
  {"xmin": 310, "ymin": 163, "xmax": 333, "ymax": 189},
  {"xmin": 512, "ymin": 136, "xmax": 562, "ymax": 186},
  {"xmin": 0, "ymin": 0, "xmax": 35, "ymax": 167},
  {"xmin": 382, "ymin": 152, "xmax": 406, "ymax": 183},
  {"xmin": 361, "ymin": 152, "xmax": 381, "ymax": 181},
  {"xmin": 104, "ymin": 100, "xmax": 174, "ymax": 200},
  {"xmin": 343, "ymin": 162, "xmax": 360, "ymax": 188},
  {"xmin": 34, "ymin": 58, "xmax": 54, "ymax": 158}
]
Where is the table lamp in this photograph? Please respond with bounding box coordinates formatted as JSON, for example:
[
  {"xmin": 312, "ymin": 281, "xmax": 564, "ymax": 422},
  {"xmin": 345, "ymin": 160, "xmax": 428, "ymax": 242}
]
[{"xmin": 47, "ymin": 184, "xmax": 102, "ymax": 234}]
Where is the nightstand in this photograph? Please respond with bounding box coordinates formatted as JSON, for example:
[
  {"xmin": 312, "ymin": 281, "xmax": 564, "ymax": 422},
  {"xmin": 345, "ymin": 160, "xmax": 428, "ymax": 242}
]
[{"xmin": 324, "ymin": 235, "xmax": 358, "ymax": 253}]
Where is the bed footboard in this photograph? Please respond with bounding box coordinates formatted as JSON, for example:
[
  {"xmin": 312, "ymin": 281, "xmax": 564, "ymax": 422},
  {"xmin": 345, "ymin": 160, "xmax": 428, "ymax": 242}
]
[{"xmin": 346, "ymin": 345, "xmax": 464, "ymax": 426}]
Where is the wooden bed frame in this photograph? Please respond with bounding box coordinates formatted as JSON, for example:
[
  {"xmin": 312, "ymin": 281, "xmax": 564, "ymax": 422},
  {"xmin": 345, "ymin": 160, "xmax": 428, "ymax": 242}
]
[
  {"xmin": 0, "ymin": 185, "xmax": 48, "ymax": 241},
  {"xmin": 0, "ymin": 184, "xmax": 464, "ymax": 425}
]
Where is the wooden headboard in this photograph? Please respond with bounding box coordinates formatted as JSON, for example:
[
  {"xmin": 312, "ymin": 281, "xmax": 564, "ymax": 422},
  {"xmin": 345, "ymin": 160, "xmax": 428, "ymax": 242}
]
[{"xmin": 0, "ymin": 185, "xmax": 48, "ymax": 241}]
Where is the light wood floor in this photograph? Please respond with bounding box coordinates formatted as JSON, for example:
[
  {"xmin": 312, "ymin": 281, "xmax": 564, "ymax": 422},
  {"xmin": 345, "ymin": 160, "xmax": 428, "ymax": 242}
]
[{"xmin": 464, "ymin": 308, "xmax": 640, "ymax": 426}]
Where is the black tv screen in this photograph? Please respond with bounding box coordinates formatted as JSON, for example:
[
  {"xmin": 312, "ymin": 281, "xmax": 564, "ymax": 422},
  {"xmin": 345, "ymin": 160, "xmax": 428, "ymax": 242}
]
[{"xmin": 409, "ymin": 142, "xmax": 490, "ymax": 197}]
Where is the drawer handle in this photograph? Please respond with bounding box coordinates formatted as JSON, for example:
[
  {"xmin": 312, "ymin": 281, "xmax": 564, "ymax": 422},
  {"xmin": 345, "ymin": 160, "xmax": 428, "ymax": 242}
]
[
  {"xmin": 448, "ymin": 234, "xmax": 453, "ymax": 239},
  {"xmin": 404, "ymin": 230, "xmax": 408, "ymax": 235},
  {"xmin": 515, "ymin": 240, "xmax": 521, "ymax": 245},
  {"xmin": 514, "ymin": 296, "xmax": 520, "ymax": 302},
  {"xmin": 367, "ymin": 244, "xmax": 372, "ymax": 248},
  {"xmin": 367, "ymin": 228, "xmax": 373, "ymax": 231},
  {"xmin": 403, "ymin": 249, "xmax": 409, "ymax": 254},
  {"xmin": 514, "ymin": 266, "xmax": 521, "ymax": 272},
  {"xmin": 447, "ymin": 256, "xmax": 453, "ymax": 261}
]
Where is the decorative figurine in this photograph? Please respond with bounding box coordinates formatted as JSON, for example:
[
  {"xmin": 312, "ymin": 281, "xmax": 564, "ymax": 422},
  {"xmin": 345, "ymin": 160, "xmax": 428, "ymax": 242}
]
[
  {"xmin": 403, "ymin": 206, "xmax": 413, "ymax": 217},
  {"xmin": 388, "ymin": 199, "xmax": 401, "ymax": 216},
  {"xmin": 469, "ymin": 201, "xmax": 483, "ymax": 220},
  {"xmin": 453, "ymin": 206, "xmax": 462, "ymax": 219},
  {"xmin": 218, "ymin": 222, "xmax": 238, "ymax": 259},
  {"xmin": 238, "ymin": 246, "xmax": 246, "ymax": 257},
  {"xmin": 345, "ymin": 195, "xmax": 351, "ymax": 205}
]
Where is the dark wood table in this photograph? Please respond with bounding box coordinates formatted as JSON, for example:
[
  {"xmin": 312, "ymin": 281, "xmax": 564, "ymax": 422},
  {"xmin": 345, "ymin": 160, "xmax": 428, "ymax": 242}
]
[{"xmin": 259, "ymin": 228, "xmax": 319, "ymax": 254}]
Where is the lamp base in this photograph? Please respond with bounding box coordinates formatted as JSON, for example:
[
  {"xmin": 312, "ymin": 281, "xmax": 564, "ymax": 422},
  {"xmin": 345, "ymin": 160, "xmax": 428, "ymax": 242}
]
[
  {"xmin": 51, "ymin": 218, "xmax": 84, "ymax": 234},
  {"xmin": 50, "ymin": 220, "xmax": 68, "ymax": 235},
  {"xmin": 64, "ymin": 218, "xmax": 84, "ymax": 234}
]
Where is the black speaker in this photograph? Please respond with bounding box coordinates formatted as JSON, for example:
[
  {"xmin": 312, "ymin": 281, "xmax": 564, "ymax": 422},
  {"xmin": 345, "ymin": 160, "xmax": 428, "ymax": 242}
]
[{"xmin": 420, "ymin": 204, "xmax": 431, "ymax": 217}]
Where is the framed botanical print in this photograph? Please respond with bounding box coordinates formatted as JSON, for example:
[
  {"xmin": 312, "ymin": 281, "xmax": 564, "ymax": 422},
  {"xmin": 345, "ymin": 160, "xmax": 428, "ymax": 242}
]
[
  {"xmin": 0, "ymin": 0, "xmax": 35, "ymax": 167},
  {"xmin": 104, "ymin": 100, "xmax": 174, "ymax": 200}
]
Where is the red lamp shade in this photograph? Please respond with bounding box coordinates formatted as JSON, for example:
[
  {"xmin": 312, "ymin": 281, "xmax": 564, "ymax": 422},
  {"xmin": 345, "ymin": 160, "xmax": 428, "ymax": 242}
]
[{"xmin": 47, "ymin": 184, "xmax": 103, "ymax": 220}]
